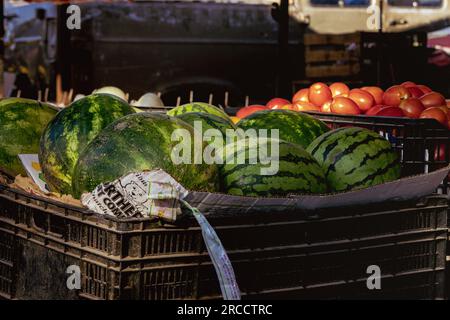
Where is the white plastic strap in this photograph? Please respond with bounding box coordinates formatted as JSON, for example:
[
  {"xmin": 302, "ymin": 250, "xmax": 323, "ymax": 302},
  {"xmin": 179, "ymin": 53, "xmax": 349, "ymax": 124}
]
[{"xmin": 183, "ymin": 200, "xmax": 241, "ymax": 300}]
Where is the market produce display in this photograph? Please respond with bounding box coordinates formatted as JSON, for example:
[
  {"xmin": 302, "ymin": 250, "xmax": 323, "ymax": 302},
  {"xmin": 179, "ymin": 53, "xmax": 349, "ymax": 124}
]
[
  {"xmin": 233, "ymin": 81, "xmax": 450, "ymax": 129},
  {"xmin": 307, "ymin": 127, "xmax": 401, "ymax": 192},
  {"xmin": 219, "ymin": 138, "xmax": 327, "ymax": 197},
  {"xmin": 167, "ymin": 102, "xmax": 229, "ymax": 120},
  {"xmin": 0, "ymin": 80, "xmax": 436, "ymax": 201},
  {"xmin": 39, "ymin": 94, "xmax": 135, "ymax": 195},
  {"xmin": 0, "ymin": 98, "xmax": 58, "ymax": 177},
  {"xmin": 72, "ymin": 112, "xmax": 219, "ymax": 199},
  {"xmin": 237, "ymin": 109, "xmax": 330, "ymax": 149}
]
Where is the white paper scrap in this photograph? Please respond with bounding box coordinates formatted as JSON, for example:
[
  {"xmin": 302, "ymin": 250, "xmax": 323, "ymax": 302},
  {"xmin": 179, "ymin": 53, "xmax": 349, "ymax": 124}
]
[{"xmin": 18, "ymin": 154, "xmax": 50, "ymax": 193}]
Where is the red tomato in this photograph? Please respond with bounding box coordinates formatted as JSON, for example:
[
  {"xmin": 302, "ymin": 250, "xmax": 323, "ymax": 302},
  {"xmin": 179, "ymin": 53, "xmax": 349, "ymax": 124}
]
[
  {"xmin": 420, "ymin": 92, "xmax": 446, "ymax": 109},
  {"xmin": 383, "ymin": 85, "xmax": 411, "ymax": 107},
  {"xmin": 320, "ymin": 101, "xmax": 332, "ymax": 113},
  {"xmin": 329, "ymin": 82, "xmax": 350, "ymax": 98},
  {"xmin": 330, "ymin": 97, "xmax": 361, "ymax": 115},
  {"xmin": 420, "ymin": 107, "xmax": 449, "ymax": 127},
  {"xmin": 375, "ymin": 106, "xmax": 405, "ymax": 117},
  {"xmin": 401, "ymin": 81, "xmax": 416, "ymax": 87},
  {"xmin": 446, "ymin": 100, "xmax": 450, "ymax": 107},
  {"xmin": 293, "ymin": 101, "xmax": 320, "ymax": 112},
  {"xmin": 406, "ymin": 86, "xmax": 425, "ymax": 98},
  {"xmin": 361, "ymin": 86, "xmax": 384, "ymax": 105},
  {"xmin": 292, "ymin": 88, "xmax": 310, "ymax": 103},
  {"xmin": 417, "ymin": 85, "xmax": 432, "ymax": 94},
  {"xmin": 348, "ymin": 89, "xmax": 374, "ymax": 112},
  {"xmin": 434, "ymin": 143, "xmax": 448, "ymax": 161},
  {"xmin": 236, "ymin": 105, "xmax": 267, "ymax": 118},
  {"xmin": 376, "ymin": 106, "xmax": 405, "ymax": 117},
  {"xmin": 267, "ymin": 98, "xmax": 291, "ymax": 110},
  {"xmin": 366, "ymin": 105, "xmax": 386, "ymax": 116},
  {"xmin": 398, "ymin": 98, "xmax": 425, "ymax": 119},
  {"xmin": 436, "ymin": 105, "xmax": 450, "ymax": 118},
  {"xmin": 309, "ymin": 82, "xmax": 333, "ymax": 107}
]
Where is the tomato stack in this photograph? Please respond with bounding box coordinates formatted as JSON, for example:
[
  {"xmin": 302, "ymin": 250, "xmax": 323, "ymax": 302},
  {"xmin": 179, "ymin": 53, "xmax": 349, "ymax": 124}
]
[{"xmin": 235, "ymin": 82, "xmax": 450, "ymax": 129}]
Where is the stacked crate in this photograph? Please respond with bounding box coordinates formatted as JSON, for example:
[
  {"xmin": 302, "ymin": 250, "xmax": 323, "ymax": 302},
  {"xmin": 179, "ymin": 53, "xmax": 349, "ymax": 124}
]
[{"xmin": 304, "ymin": 33, "xmax": 361, "ymax": 80}]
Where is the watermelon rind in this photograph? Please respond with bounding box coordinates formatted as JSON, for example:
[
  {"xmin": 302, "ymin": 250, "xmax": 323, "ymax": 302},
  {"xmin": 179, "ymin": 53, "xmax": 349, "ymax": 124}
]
[
  {"xmin": 39, "ymin": 94, "xmax": 135, "ymax": 195},
  {"xmin": 167, "ymin": 102, "xmax": 229, "ymax": 120},
  {"xmin": 237, "ymin": 109, "xmax": 329, "ymax": 149},
  {"xmin": 72, "ymin": 112, "xmax": 219, "ymax": 199},
  {"xmin": 0, "ymin": 98, "xmax": 58, "ymax": 177},
  {"xmin": 218, "ymin": 137, "xmax": 327, "ymax": 197},
  {"xmin": 307, "ymin": 127, "xmax": 401, "ymax": 192}
]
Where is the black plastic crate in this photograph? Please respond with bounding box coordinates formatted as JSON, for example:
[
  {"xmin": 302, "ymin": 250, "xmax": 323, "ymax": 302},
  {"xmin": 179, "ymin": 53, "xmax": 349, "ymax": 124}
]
[
  {"xmin": 0, "ymin": 182, "xmax": 447, "ymax": 300},
  {"xmin": 0, "ymin": 230, "xmax": 15, "ymax": 299},
  {"xmin": 0, "ymin": 186, "xmax": 447, "ymax": 259},
  {"xmin": 304, "ymin": 111, "xmax": 450, "ymax": 194}
]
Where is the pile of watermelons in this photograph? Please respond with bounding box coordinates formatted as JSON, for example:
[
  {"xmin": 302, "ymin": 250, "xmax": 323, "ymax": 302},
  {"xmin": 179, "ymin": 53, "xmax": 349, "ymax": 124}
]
[{"xmin": 0, "ymin": 94, "xmax": 401, "ymax": 199}]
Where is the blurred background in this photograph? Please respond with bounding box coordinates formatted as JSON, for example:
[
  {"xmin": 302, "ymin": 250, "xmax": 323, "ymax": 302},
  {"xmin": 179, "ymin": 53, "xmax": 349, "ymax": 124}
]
[{"xmin": 1, "ymin": 0, "xmax": 449, "ymax": 107}]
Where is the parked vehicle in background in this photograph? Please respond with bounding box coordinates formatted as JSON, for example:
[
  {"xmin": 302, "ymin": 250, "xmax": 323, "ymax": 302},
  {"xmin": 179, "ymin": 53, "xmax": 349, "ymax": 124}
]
[
  {"xmin": 292, "ymin": 0, "xmax": 449, "ymax": 34},
  {"xmin": 4, "ymin": 0, "xmax": 305, "ymax": 105}
]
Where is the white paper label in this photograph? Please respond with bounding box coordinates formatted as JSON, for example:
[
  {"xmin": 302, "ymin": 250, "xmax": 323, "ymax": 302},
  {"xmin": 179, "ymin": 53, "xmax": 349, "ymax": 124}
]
[
  {"xmin": 81, "ymin": 170, "xmax": 188, "ymax": 220},
  {"xmin": 18, "ymin": 154, "xmax": 50, "ymax": 193}
]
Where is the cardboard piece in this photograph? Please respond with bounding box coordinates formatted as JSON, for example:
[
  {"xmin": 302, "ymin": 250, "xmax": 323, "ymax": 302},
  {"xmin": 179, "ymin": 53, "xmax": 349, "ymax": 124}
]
[{"xmin": 185, "ymin": 165, "xmax": 450, "ymax": 216}]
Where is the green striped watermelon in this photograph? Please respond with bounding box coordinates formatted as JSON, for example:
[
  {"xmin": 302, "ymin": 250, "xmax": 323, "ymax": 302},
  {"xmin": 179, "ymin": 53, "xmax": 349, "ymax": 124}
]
[
  {"xmin": 167, "ymin": 102, "xmax": 229, "ymax": 120},
  {"xmin": 306, "ymin": 127, "xmax": 401, "ymax": 192},
  {"xmin": 72, "ymin": 113, "xmax": 219, "ymax": 199},
  {"xmin": 176, "ymin": 112, "xmax": 237, "ymax": 134},
  {"xmin": 237, "ymin": 110, "xmax": 329, "ymax": 149},
  {"xmin": 219, "ymin": 138, "xmax": 327, "ymax": 197},
  {"xmin": 40, "ymin": 94, "xmax": 135, "ymax": 195},
  {"xmin": 0, "ymin": 98, "xmax": 58, "ymax": 177},
  {"xmin": 175, "ymin": 112, "xmax": 239, "ymax": 149}
]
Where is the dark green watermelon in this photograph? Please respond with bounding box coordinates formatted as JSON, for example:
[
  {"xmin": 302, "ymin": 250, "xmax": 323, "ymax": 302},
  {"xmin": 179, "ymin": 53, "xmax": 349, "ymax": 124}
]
[
  {"xmin": 0, "ymin": 98, "xmax": 58, "ymax": 177},
  {"xmin": 176, "ymin": 112, "xmax": 237, "ymax": 135},
  {"xmin": 72, "ymin": 113, "xmax": 219, "ymax": 199},
  {"xmin": 39, "ymin": 94, "xmax": 135, "ymax": 195},
  {"xmin": 306, "ymin": 127, "xmax": 401, "ymax": 192},
  {"xmin": 237, "ymin": 110, "xmax": 329, "ymax": 149},
  {"xmin": 219, "ymin": 138, "xmax": 327, "ymax": 197},
  {"xmin": 167, "ymin": 102, "xmax": 229, "ymax": 120}
]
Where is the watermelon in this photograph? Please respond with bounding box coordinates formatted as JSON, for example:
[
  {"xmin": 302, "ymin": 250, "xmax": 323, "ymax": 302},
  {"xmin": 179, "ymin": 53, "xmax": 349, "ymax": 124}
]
[
  {"xmin": 92, "ymin": 86, "xmax": 127, "ymax": 101},
  {"xmin": 40, "ymin": 94, "xmax": 135, "ymax": 195},
  {"xmin": 306, "ymin": 127, "xmax": 401, "ymax": 192},
  {"xmin": 237, "ymin": 110, "xmax": 329, "ymax": 149},
  {"xmin": 0, "ymin": 98, "xmax": 58, "ymax": 177},
  {"xmin": 167, "ymin": 102, "xmax": 229, "ymax": 120},
  {"xmin": 72, "ymin": 113, "xmax": 219, "ymax": 199},
  {"xmin": 176, "ymin": 112, "xmax": 237, "ymax": 135},
  {"xmin": 219, "ymin": 138, "xmax": 327, "ymax": 197}
]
